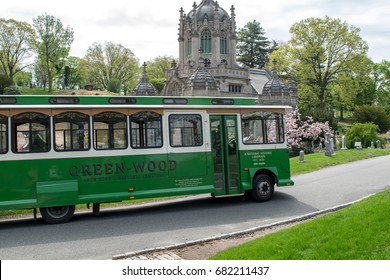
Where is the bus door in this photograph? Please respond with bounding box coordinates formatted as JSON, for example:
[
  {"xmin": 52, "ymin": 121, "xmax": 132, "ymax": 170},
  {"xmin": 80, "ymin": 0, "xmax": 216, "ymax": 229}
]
[{"xmin": 210, "ymin": 115, "xmax": 240, "ymax": 196}]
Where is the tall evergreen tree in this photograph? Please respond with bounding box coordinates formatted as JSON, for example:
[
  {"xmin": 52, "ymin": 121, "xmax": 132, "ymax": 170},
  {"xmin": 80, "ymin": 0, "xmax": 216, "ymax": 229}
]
[{"xmin": 237, "ymin": 20, "xmax": 271, "ymax": 68}]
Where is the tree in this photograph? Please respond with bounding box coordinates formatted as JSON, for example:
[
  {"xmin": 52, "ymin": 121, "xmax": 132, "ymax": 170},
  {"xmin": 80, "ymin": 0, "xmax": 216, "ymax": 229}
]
[
  {"xmin": 237, "ymin": 20, "xmax": 271, "ymax": 68},
  {"xmin": 0, "ymin": 19, "xmax": 36, "ymax": 79},
  {"xmin": 271, "ymin": 16, "xmax": 368, "ymax": 115},
  {"xmin": 0, "ymin": 74, "xmax": 14, "ymax": 94},
  {"xmin": 371, "ymin": 60, "xmax": 390, "ymax": 106},
  {"xmin": 84, "ymin": 42, "xmax": 140, "ymax": 91},
  {"xmin": 149, "ymin": 78, "xmax": 165, "ymax": 94},
  {"xmin": 107, "ymin": 78, "xmax": 121, "ymax": 93},
  {"xmin": 33, "ymin": 58, "xmax": 48, "ymax": 90},
  {"xmin": 63, "ymin": 65, "xmax": 70, "ymax": 89},
  {"xmin": 33, "ymin": 14, "xmax": 74, "ymax": 93},
  {"xmin": 145, "ymin": 56, "xmax": 175, "ymax": 94},
  {"xmin": 14, "ymin": 71, "xmax": 32, "ymax": 87},
  {"xmin": 146, "ymin": 56, "xmax": 174, "ymax": 80},
  {"xmin": 330, "ymin": 55, "xmax": 374, "ymax": 119},
  {"xmin": 351, "ymin": 105, "xmax": 390, "ymax": 134},
  {"xmin": 57, "ymin": 56, "xmax": 88, "ymax": 90}
]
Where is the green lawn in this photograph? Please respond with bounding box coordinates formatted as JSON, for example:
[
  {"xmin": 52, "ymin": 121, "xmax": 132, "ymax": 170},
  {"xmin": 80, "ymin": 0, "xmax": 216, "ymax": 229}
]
[
  {"xmin": 210, "ymin": 188, "xmax": 390, "ymax": 260},
  {"xmin": 290, "ymin": 149, "xmax": 390, "ymax": 175}
]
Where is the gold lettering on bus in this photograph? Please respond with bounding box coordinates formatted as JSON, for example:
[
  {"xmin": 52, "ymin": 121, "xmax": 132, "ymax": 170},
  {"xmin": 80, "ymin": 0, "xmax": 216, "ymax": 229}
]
[{"xmin": 69, "ymin": 160, "xmax": 177, "ymax": 178}]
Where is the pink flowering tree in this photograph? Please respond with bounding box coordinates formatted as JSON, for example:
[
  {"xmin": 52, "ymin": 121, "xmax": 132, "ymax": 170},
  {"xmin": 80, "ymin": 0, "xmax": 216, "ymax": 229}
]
[{"xmin": 285, "ymin": 108, "xmax": 334, "ymax": 153}]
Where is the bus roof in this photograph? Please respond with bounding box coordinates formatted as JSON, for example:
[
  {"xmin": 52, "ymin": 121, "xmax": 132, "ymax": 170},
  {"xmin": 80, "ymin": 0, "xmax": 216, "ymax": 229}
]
[{"xmin": 0, "ymin": 95, "xmax": 292, "ymax": 109}]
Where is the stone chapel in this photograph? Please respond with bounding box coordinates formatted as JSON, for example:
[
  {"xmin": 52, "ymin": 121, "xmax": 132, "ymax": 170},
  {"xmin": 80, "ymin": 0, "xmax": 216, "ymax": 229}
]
[{"xmin": 134, "ymin": 0, "xmax": 297, "ymax": 106}]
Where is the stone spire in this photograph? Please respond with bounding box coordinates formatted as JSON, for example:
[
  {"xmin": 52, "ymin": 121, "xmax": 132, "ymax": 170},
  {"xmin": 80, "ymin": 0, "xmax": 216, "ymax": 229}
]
[
  {"xmin": 132, "ymin": 62, "xmax": 157, "ymax": 96},
  {"xmin": 262, "ymin": 59, "xmax": 289, "ymax": 96}
]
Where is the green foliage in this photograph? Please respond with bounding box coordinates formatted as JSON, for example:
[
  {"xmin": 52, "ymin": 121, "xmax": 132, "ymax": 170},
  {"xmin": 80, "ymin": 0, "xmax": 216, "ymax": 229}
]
[
  {"xmin": 33, "ymin": 14, "xmax": 74, "ymax": 93},
  {"xmin": 345, "ymin": 122, "xmax": 380, "ymax": 149},
  {"xmin": 372, "ymin": 60, "xmax": 390, "ymax": 106},
  {"xmin": 3, "ymin": 85, "xmax": 21, "ymax": 95},
  {"xmin": 84, "ymin": 42, "xmax": 140, "ymax": 91},
  {"xmin": 352, "ymin": 105, "xmax": 390, "ymax": 133},
  {"xmin": 149, "ymin": 78, "xmax": 165, "ymax": 94},
  {"xmin": 107, "ymin": 78, "xmax": 122, "ymax": 93},
  {"xmin": 211, "ymin": 188, "xmax": 390, "ymax": 260},
  {"xmin": 237, "ymin": 20, "xmax": 271, "ymax": 68},
  {"xmin": 0, "ymin": 19, "xmax": 36, "ymax": 79},
  {"xmin": 63, "ymin": 65, "xmax": 71, "ymax": 88},
  {"xmin": 0, "ymin": 74, "xmax": 14, "ymax": 94},
  {"xmin": 58, "ymin": 56, "xmax": 89, "ymax": 89},
  {"xmin": 146, "ymin": 56, "xmax": 175, "ymax": 80},
  {"xmin": 271, "ymin": 16, "xmax": 368, "ymax": 116},
  {"xmin": 14, "ymin": 71, "xmax": 32, "ymax": 87}
]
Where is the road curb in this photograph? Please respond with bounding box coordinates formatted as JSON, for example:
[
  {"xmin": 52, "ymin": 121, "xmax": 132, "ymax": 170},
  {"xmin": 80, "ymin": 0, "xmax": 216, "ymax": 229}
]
[{"xmin": 112, "ymin": 194, "xmax": 374, "ymax": 260}]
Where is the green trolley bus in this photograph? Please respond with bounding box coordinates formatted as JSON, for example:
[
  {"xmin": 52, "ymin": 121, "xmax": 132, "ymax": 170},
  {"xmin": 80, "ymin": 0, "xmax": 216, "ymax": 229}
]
[{"xmin": 0, "ymin": 95, "xmax": 293, "ymax": 223}]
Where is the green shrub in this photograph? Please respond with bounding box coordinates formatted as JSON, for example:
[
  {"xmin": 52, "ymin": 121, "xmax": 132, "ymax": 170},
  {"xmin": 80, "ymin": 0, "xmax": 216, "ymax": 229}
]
[
  {"xmin": 0, "ymin": 74, "xmax": 14, "ymax": 94},
  {"xmin": 3, "ymin": 85, "xmax": 22, "ymax": 95},
  {"xmin": 345, "ymin": 122, "xmax": 380, "ymax": 149},
  {"xmin": 352, "ymin": 105, "xmax": 390, "ymax": 133},
  {"xmin": 150, "ymin": 78, "xmax": 165, "ymax": 94},
  {"xmin": 107, "ymin": 79, "xmax": 121, "ymax": 93}
]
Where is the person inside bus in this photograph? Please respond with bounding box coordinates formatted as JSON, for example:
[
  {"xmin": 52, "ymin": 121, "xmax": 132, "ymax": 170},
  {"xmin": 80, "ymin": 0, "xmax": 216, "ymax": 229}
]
[{"xmin": 31, "ymin": 132, "xmax": 46, "ymax": 152}]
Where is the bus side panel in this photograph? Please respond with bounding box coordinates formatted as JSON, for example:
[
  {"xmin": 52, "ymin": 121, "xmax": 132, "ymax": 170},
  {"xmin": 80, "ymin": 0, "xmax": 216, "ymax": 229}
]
[
  {"xmin": 36, "ymin": 180, "xmax": 78, "ymax": 207},
  {"xmin": 0, "ymin": 152, "xmax": 215, "ymax": 210},
  {"xmin": 0, "ymin": 160, "xmax": 38, "ymax": 210},
  {"xmin": 166, "ymin": 151, "xmax": 214, "ymax": 193},
  {"xmin": 239, "ymin": 148, "xmax": 293, "ymax": 191}
]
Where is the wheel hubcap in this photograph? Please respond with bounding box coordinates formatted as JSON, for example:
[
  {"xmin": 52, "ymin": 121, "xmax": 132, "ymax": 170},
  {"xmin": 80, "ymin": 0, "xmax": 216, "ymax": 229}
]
[
  {"xmin": 258, "ymin": 181, "xmax": 270, "ymax": 196},
  {"xmin": 46, "ymin": 206, "xmax": 69, "ymax": 219}
]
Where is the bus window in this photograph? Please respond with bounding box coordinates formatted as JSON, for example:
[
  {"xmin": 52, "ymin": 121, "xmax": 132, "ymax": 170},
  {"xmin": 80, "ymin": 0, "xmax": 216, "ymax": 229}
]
[
  {"xmin": 242, "ymin": 112, "xmax": 284, "ymax": 144},
  {"xmin": 54, "ymin": 112, "xmax": 90, "ymax": 151},
  {"xmin": 12, "ymin": 112, "xmax": 50, "ymax": 153},
  {"xmin": 93, "ymin": 112, "xmax": 127, "ymax": 150},
  {"xmin": 0, "ymin": 115, "xmax": 7, "ymax": 154},
  {"xmin": 130, "ymin": 111, "xmax": 162, "ymax": 148},
  {"xmin": 169, "ymin": 114, "xmax": 203, "ymax": 147}
]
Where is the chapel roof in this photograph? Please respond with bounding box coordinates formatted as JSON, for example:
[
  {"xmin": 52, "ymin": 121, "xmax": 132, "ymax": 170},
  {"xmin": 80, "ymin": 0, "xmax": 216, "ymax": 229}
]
[{"xmin": 188, "ymin": 0, "xmax": 230, "ymax": 22}]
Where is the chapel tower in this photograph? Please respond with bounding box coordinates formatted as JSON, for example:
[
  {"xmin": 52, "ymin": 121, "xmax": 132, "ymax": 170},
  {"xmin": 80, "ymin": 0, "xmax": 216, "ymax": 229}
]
[{"xmin": 162, "ymin": 0, "xmax": 253, "ymax": 96}]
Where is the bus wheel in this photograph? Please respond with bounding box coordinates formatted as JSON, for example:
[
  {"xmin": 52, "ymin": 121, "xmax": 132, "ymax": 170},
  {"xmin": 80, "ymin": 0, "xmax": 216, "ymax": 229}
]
[
  {"xmin": 252, "ymin": 174, "xmax": 274, "ymax": 202},
  {"xmin": 40, "ymin": 205, "xmax": 75, "ymax": 224}
]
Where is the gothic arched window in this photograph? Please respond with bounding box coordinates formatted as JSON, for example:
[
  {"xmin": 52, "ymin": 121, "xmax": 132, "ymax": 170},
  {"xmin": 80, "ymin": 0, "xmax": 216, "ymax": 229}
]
[
  {"xmin": 171, "ymin": 83, "xmax": 181, "ymax": 96},
  {"xmin": 201, "ymin": 29, "xmax": 212, "ymax": 54},
  {"xmin": 220, "ymin": 33, "xmax": 228, "ymax": 55},
  {"xmin": 187, "ymin": 38, "xmax": 192, "ymax": 56}
]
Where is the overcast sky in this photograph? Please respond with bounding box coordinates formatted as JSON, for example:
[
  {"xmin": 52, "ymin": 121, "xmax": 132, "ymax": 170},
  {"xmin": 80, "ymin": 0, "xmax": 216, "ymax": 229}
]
[{"xmin": 1, "ymin": 0, "xmax": 389, "ymax": 63}]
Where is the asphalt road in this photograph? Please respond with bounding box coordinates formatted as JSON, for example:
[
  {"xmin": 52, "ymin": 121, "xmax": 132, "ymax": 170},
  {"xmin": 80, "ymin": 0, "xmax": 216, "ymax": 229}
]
[{"xmin": 1, "ymin": 155, "xmax": 389, "ymax": 260}]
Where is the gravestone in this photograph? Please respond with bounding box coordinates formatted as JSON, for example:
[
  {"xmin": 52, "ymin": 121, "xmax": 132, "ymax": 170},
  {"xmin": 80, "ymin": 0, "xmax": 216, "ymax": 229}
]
[
  {"xmin": 299, "ymin": 150, "xmax": 305, "ymax": 163},
  {"xmin": 324, "ymin": 133, "xmax": 334, "ymax": 157},
  {"xmin": 341, "ymin": 136, "xmax": 347, "ymax": 150}
]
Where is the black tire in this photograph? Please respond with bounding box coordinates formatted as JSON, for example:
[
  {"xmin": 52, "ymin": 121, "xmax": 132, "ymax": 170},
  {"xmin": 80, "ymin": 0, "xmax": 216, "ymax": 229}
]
[
  {"xmin": 40, "ymin": 205, "xmax": 75, "ymax": 224},
  {"xmin": 92, "ymin": 203, "xmax": 100, "ymax": 216},
  {"xmin": 251, "ymin": 174, "xmax": 274, "ymax": 202}
]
